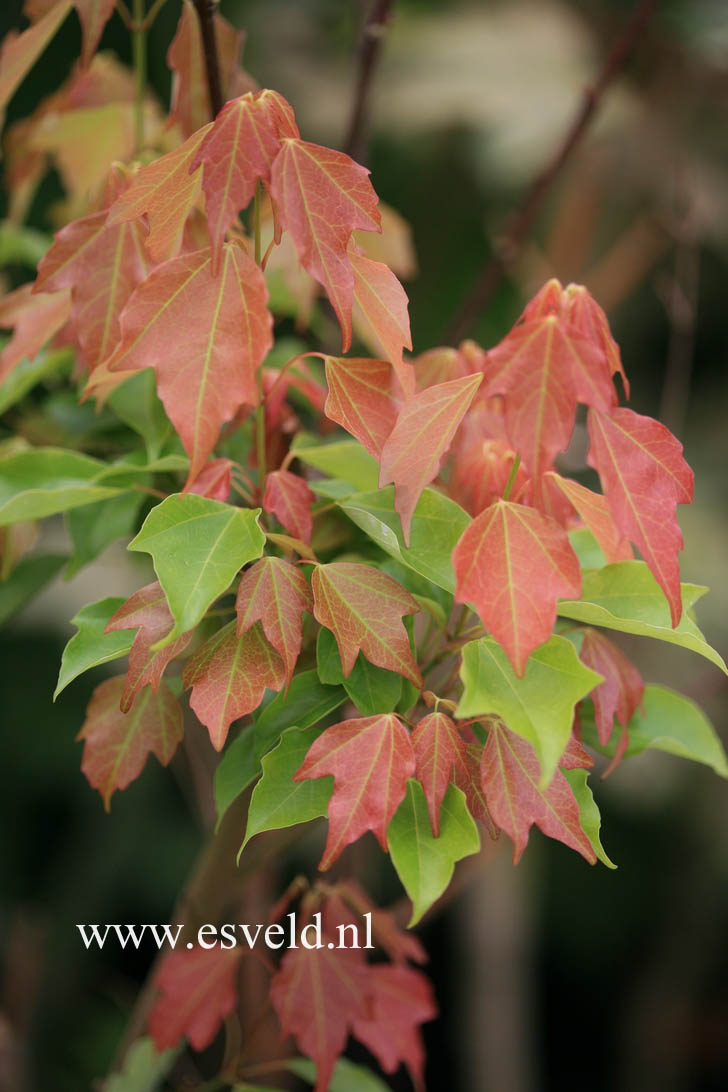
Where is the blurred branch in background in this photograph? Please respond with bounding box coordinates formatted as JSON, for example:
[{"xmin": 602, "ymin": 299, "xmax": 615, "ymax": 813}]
[
  {"xmin": 446, "ymin": 0, "xmax": 658, "ymax": 344},
  {"xmin": 343, "ymin": 0, "xmax": 394, "ymax": 164}
]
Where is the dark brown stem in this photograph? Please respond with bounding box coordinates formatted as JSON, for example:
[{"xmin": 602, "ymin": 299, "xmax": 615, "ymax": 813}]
[
  {"xmin": 192, "ymin": 0, "xmax": 224, "ymax": 119},
  {"xmin": 445, "ymin": 0, "xmax": 659, "ymax": 344},
  {"xmin": 343, "ymin": 0, "xmax": 394, "ymax": 163}
]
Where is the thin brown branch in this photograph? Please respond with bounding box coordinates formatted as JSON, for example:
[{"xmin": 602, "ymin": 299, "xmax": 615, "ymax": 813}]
[
  {"xmin": 445, "ymin": 0, "xmax": 659, "ymax": 344},
  {"xmin": 343, "ymin": 0, "xmax": 394, "ymax": 163},
  {"xmin": 192, "ymin": 0, "xmax": 224, "ymax": 119}
]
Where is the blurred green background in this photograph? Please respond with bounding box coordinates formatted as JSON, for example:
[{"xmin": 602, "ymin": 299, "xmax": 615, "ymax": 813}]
[{"xmin": 1, "ymin": 1, "xmax": 727, "ymax": 1089}]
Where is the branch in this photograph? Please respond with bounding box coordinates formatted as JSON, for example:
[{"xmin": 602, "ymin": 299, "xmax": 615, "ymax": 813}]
[
  {"xmin": 343, "ymin": 0, "xmax": 394, "ymax": 163},
  {"xmin": 192, "ymin": 0, "xmax": 224, "ymax": 119},
  {"xmin": 445, "ymin": 0, "xmax": 659, "ymax": 344}
]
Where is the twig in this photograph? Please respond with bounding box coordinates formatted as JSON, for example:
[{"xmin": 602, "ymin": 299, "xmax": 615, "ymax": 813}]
[
  {"xmin": 192, "ymin": 0, "xmax": 224, "ymax": 119},
  {"xmin": 342, "ymin": 0, "xmax": 394, "ymax": 163},
  {"xmin": 445, "ymin": 0, "xmax": 659, "ymax": 344}
]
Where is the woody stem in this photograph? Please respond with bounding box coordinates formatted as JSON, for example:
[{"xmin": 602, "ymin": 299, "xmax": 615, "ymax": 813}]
[{"xmin": 132, "ymin": 0, "xmax": 146, "ymax": 152}]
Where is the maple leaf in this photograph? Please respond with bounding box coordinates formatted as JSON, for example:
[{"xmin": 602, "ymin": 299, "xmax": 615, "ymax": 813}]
[
  {"xmin": 579, "ymin": 628, "xmax": 644, "ymax": 768},
  {"xmin": 587, "ymin": 407, "xmax": 694, "ymax": 626},
  {"xmin": 544, "ymin": 471, "xmax": 633, "ymax": 563},
  {"xmin": 270, "ymin": 138, "xmax": 381, "ymax": 351},
  {"xmin": 293, "ymin": 713, "xmax": 416, "ymax": 869},
  {"xmin": 34, "ymin": 207, "xmax": 149, "ymax": 370},
  {"xmin": 191, "ymin": 89, "xmax": 299, "ymax": 269},
  {"xmin": 379, "ymin": 372, "xmax": 482, "ymax": 545},
  {"xmin": 449, "ymin": 435, "xmax": 528, "ymax": 517},
  {"xmin": 236, "ymin": 556, "xmax": 313, "ymax": 684},
  {"xmin": 0, "ymin": 283, "xmax": 71, "ymax": 383},
  {"xmin": 77, "ymin": 676, "xmax": 183, "ymax": 810},
  {"xmin": 186, "ymin": 457, "xmax": 233, "ymax": 502},
  {"xmin": 560, "ymin": 731, "xmax": 595, "ymax": 770},
  {"xmin": 451, "ymin": 741, "xmax": 498, "ymax": 836},
  {"xmin": 103, "ymin": 244, "xmax": 272, "ymax": 483},
  {"xmin": 0, "ymin": 1, "xmax": 72, "ymax": 121},
  {"xmin": 352, "ymin": 964, "xmax": 436, "ymax": 1092},
  {"xmin": 148, "ymin": 945, "xmax": 242, "ymax": 1052},
  {"xmin": 323, "ymin": 355, "xmax": 399, "ymax": 458},
  {"xmin": 166, "ymin": 1, "xmax": 246, "ymax": 137},
  {"xmin": 263, "ymin": 469, "xmax": 314, "ymax": 545},
  {"xmin": 334, "ymin": 879, "xmax": 427, "ymax": 965},
  {"xmin": 412, "ymin": 711, "xmax": 469, "ymax": 837},
  {"xmin": 312, "ymin": 562, "xmax": 422, "ymax": 686},
  {"xmin": 72, "ymin": 0, "xmax": 116, "ymax": 68},
  {"xmin": 270, "ymin": 943, "xmax": 369, "ymax": 1092},
  {"xmin": 480, "ymin": 721, "xmax": 595, "ymax": 863},
  {"xmin": 105, "ymin": 582, "xmax": 193, "ymax": 713},
  {"xmin": 482, "ymin": 280, "xmax": 618, "ymax": 477},
  {"xmin": 349, "ymin": 245, "xmax": 413, "ymax": 386},
  {"xmin": 453, "ymin": 499, "xmax": 582, "ymax": 676},
  {"xmin": 182, "ymin": 620, "xmax": 285, "ymax": 750},
  {"xmin": 106, "ymin": 124, "xmax": 212, "ymax": 264},
  {"xmin": 561, "ymin": 281, "xmax": 629, "ymax": 399}
]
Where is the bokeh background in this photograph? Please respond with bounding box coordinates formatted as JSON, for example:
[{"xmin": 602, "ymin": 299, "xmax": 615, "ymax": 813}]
[{"xmin": 1, "ymin": 1, "xmax": 727, "ymax": 1089}]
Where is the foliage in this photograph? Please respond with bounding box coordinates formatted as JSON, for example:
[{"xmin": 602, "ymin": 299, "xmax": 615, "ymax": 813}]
[{"xmin": 0, "ymin": 2, "xmax": 725, "ymax": 1090}]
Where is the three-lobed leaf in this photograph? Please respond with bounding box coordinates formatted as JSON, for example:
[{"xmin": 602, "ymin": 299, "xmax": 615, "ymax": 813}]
[
  {"xmin": 128, "ymin": 494, "xmax": 265, "ymax": 646},
  {"xmin": 388, "ymin": 781, "xmax": 480, "ymax": 926},
  {"xmin": 453, "ymin": 499, "xmax": 581, "ymax": 676},
  {"xmin": 457, "ymin": 635, "xmax": 602, "ymax": 787},
  {"xmin": 312, "ymin": 562, "xmax": 422, "ymax": 686},
  {"xmin": 101, "ymin": 244, "xmax": 272, "ymax": 483},
  {"xmin": 294, "ymin": 713, "xmax": 416, "ymax": 870},
  {"xmin": 78, "ymin": 676, "xmax": 183, "ymax": 810}
]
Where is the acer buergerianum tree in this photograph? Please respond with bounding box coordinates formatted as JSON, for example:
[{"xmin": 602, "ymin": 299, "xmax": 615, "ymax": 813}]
[{"xmin": 1, "ymin": 2, "xmax": 726, "ymax": 1090}]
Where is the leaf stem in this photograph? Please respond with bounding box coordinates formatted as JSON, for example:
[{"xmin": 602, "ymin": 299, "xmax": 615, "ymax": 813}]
[
  {"xmin": 141, "ymin": 0, "xmax": 168, "ymax": 31},
  {"xmin": 252, "ymin": 182, "xmax": 267, "ymax": 498},
  {"xmin": 502, "ymin": 454, "xmax": 521, "ymax": 501},
  {"xmin": 115, "ymin": 0, "xmax": 133, "ymax": 30},
  {"xmin": 132, "ymin": 0, "xmax": 146, "ymax": 153}
]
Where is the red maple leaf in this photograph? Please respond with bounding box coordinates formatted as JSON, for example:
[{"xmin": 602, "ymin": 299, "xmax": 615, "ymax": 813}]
[
  {"xmin": 579, "ymin": 628, "xmax": 644, "ymax": 773},
  {"xmin": 34, "ymin": 205, "xmax": 149, "ymax": 371},
  {"xmin": 263, "ymin": 468, "xmax": 315, "ymax": 545},
  {"xmin": 105, "ymin": 582, "xmax": 192, "ymax": 713},
  {"xmin": 480, "ymin": 722, "xmax": 595, "ymax": 863},
  {"xmin": 72, "ymin": 0, "xmax": 116, "ymax": 68},
  {"xmin": 323, "ymin": 355, "xmax": 399, "ymax": 458},
  {"xmin": 103, "ymin": 243, "xmax": 272, "ymax": 483},
  {"xmin": 106, "ymin": 123, "xmax": 212, "ymax": 264},
  {"xmin": 191, "ymin": 89, "xmax": 299, "ymax": 269},
  {"xmin": 587, "ymin": 406, "xmax": 694, "ymax": 625},
  {"xmin": 270, "ymin": 138, "xmax": 381, "ymax": 351},
  {"xmin": 270, "ymin": 943, "xmax": 369, "ymax": 1092},
  {"xmin": 294, "ymin": 713, "xmax": 416, "ymax": 869},
  {"xmin": 352, "ymin": 964, "xmax": 437, "ymax": 1092},
  {"xmin": 482, "ymin": 279, "xmax": 618, "ymax": 478},
  {"xmin": 236, "ymin": 556, "xmax": 313, "ymax": 684},
  {"xmin": 453, "ymin": 499, "xmax": 581, "ymax": 676},
  {"xmin": 0, "ymin": 282, "xmax": 71, "ymax": 382},
  {"xmin": 543, "ymin": 471, "xmax": 633, "ymax": 562},
  {"xmin": 77, "ymin": 676, "xmax": 183, "ymax": 810},
  {"xmin": 412, "ymin": 711, "xmax": 469, "ymax": 836},
  {"xmin": 186, "ymin": 457, "xmax": 234, "ymax": 502},
  {"xmin": 451, "ymin": 741, "xmax": 498, "ymax": 836},
  {"xmin": 312, "ymin": 562, "xmax": 422, "ymax": 686},
  {"xmin": 349, "ymin": 245, "xmax": 413, "ymax": 383},
  {"xmin": 183, "ymin": 620, "xmax": 286, "ymax": 751},
  {"xmin": 148, "ymin": 945, "xmax": 242, "ymax": 1052},
  {"xmin": 378, "ymin": 372, "xmax": 482, "ymax": 544}
]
